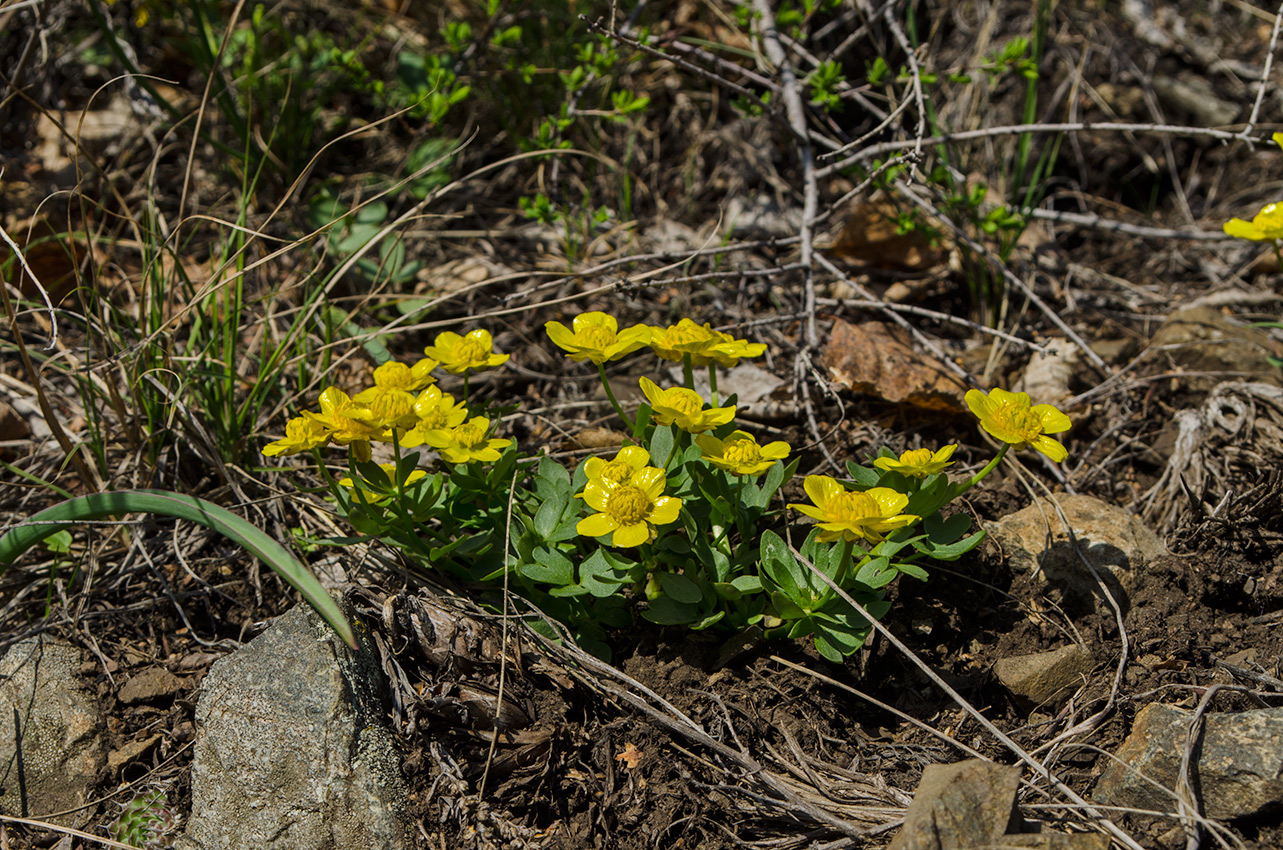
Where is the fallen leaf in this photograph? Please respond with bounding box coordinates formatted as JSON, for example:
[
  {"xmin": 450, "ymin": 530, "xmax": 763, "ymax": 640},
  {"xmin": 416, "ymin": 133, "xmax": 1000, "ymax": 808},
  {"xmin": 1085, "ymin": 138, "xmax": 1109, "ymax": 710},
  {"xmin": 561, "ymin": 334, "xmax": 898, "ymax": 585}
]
[
  {"xmin": 820, "ymin": 319, "xmax": 969, "ymax": 413},
  {"xmin": 615, "ymin": 742, "xmax": 642, "ymax": 769},
  {"xmin": 825, "ymin": 197, "xmax": 945, "ymax": 271}
]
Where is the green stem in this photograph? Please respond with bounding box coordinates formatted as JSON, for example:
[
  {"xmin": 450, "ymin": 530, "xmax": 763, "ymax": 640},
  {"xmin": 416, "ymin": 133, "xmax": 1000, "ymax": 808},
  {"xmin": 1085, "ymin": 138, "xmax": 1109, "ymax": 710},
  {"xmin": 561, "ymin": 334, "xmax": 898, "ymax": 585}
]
[
  {"xmin": 682, "ymin": 354, "xmax": 695, "ymax": 390},
  {"xmin": 834, "ymin": 537, "xmax": 856, "ymax": 588},
  {"xmin": 462, "ymin": 373, "xmax": 471, "ymax": 409},
  {"xmin": 957, "ymin": 442, "xmax": 1010, "ymax": 497},
  {"xmin": 596, "ymin": 362, "xmax": 636, "ymax": 430},
  {"xmin": 708, "ymin": 363, "xmax": 720, "ymax": 406}
]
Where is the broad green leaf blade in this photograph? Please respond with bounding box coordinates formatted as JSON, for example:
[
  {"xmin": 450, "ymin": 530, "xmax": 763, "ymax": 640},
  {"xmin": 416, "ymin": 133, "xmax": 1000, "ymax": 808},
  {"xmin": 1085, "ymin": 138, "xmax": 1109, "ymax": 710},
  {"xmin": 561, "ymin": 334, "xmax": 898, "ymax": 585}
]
[{"xmin": 0, "ymin": 490, "xmax": 354, "ymax": 648}]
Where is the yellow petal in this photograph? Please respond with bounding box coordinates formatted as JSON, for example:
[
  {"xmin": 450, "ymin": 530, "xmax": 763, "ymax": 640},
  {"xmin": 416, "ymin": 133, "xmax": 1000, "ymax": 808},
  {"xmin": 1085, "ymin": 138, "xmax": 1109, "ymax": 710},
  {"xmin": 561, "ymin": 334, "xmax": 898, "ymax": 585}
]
[
  {"xmin": 649, "ymin": 495, "xmax": 682, "ymax": 525},
  {"xmin": 788, "ymin": 503, "xmax": 827, "ymax": 521},
  {"xmin": 761, "ymin": 441, "xmax": 791, "ymax": 460},
  {"xmin": 578, "ymin": 513, "xmax": 619, "ymax": 538},
  {"xmin": 803, "ymin": 475, "xmax": 841, "ymax": 510},
  {"xmin": 633, "ymin": 467, "xmax": 667, "ymax": 500},
  {"xmin": 611, "ymin": 522, "xmax": 650, "ymax": 548},
  {"xmin": 617, "ymin": 445, "xmax": 651, "ymax": 469},
  {"xmin": 573, "ymin": 312, "xmax": 617, "ymax": 334},
  {"xmin": 1033, "ymin": 404, "xmax": 1072, "ymax": 434},
  {"xmin": 694, "ymin": 434, "xmax": 722, "ymax": 457},
  {"xmin": 964, "ymin": 388, "xmax": 993, "ymax": 420},
  {"xmin": 582, "ymin": 481, "xmax": 613, "ymax": 511},
  {"xmin": 1031, "ymin": 435, "xmax": 1068, "ymax": 463},
  {"xmin": 866, "ymin": 487, "xmax": 909, "ymax": 516},
  {"xmin": 1224, "ymin": 218, "xmax": 1266, "ymax": 240},
  {"xmin": 638, "ymin": 376, "xmax": 663, "ymax": 407},
  {"xmin": 546, "ymin": 321, "xmax": 576, "ymax": 349}
]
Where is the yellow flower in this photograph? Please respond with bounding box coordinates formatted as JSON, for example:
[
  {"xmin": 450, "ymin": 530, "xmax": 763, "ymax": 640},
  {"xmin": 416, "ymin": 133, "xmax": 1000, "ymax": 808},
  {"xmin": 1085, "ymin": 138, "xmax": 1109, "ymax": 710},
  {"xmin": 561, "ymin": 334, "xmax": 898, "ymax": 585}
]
[
  {"xmin": 423, "ymin": 416, "xmax": 511, "ymax": 464},
  {"xmin": 638, "ymin": 377, "xmax": 736, "ymax": 433},
  {"xmin": 648, "ymin": 318, "xmax": 766, "ymax": 366},
  {"xmin": 339, "ymin": 464, "xmax": 428, "ymax": 504},
  {"xmin": 965, "ymin": 388, "xmax": 1071, "ymax": 463},
  {"xmin": 872, "ymin": 444, "xmax": 957, "ymax": 478},
  {"xmin": 582, "ymin": 446, "xmax": 651, "ymax": 488},
  {"xmin": 546, "ymin": 312, "xmax": 653, "ymax": 364},
  {"xmin": 1224, "ymin": 201, "xmax": 1283, "ymax": 241},
  {"xmin": 788, "ymin": 476, "xmax": 919, "ymax": 543},
  {"xmin": 423, "ymin": 329, "xmax": 509, "ymax": 375},
  {"xmin": 262, "ymin": 416, "xmax": 330, "ymax": 456},
  {"xmin": 695, "ymin": 430, "xmax": 790, "ymax": 476},
  {"xmin": 353, "ymin": 363, "xmax": 424, "ymax": 430},
  {"xmin": 303, "ymin": 387, "xmax": 383, "ymax": 447},
  {"xmin": 400, "ymin": 386, "xmax": 469, "ymax": 448},
  {"xmin": 577, "ymin": 467, "xmax": 682, "ymax": 548}
]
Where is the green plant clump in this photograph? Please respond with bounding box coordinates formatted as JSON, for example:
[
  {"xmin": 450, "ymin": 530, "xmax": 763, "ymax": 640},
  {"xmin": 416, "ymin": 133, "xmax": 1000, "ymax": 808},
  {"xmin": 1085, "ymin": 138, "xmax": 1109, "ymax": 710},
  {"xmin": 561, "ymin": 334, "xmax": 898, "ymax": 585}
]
[{"xmin": 259, "ymin": 314, "xmax": 1071, "ymax": 661}]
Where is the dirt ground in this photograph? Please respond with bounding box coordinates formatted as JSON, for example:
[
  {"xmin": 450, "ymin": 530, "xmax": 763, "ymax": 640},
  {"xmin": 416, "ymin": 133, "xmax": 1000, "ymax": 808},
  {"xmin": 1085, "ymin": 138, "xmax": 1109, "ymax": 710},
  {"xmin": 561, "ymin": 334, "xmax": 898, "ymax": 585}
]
[{"xmin": 3, "ymin": 0, "xmax": 1283, "ymax": 848}]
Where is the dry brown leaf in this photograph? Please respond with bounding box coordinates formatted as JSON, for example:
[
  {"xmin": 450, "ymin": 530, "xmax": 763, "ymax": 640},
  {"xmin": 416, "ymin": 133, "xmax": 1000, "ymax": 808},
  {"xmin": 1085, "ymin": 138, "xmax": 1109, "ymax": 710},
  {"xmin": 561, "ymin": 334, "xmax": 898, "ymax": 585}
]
[
  {"xmin": 825, "ymin": 197, "xmax": 945, "ymax": 272},
  {"xmin": 820, "ymin": 319, "xmax": 969, "ymax": 413}
]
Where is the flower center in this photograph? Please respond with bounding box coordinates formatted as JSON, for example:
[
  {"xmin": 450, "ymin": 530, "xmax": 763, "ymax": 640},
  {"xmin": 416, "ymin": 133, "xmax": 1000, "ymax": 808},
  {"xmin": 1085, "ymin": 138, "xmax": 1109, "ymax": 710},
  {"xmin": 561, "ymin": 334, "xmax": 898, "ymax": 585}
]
[
  {"xmin": 418, "ymin": 408, "xmax": 449, "ymax": 430},
  {"xmin": 370, "ymin": 392, "xmax": 413, "ymax": 424},
  {"xmin": 827, "ymin": 491, "xmax": 880, "ymax": 523},
  {"xmin": 992, "ymin": 402, "xmax": 1043, "ymax": 440},
  {"xmin": 577, "ymin": 326, "xmax": 616, "ymax": 349},
  {"xmin": 901, "ymin": 448, "xmax": 932, "ymax": 466},
  {"xmin": 454, "ymin": 422, "xmax": 486, "ymax": 448},
  {"xmin": 455, "ymin": 339, "xmax": 487, "ymax": 365},
  {"xmin": 374, "ymin": 361, "xmax": 413, "ymax": 389},
  {"xmin": 723, "ymin": 440, "xmax": 761, "ymax": 465},
  {"xmin": 599, "ymin": 460, "xmax": 633, "ymax": 483},
  {"xmin": 665, "ymin": 391, "xmax": 703, "ymax": 416},
  {"xmin": 606, "ymin": 485, "xmax": 653, "ymax": 525}
]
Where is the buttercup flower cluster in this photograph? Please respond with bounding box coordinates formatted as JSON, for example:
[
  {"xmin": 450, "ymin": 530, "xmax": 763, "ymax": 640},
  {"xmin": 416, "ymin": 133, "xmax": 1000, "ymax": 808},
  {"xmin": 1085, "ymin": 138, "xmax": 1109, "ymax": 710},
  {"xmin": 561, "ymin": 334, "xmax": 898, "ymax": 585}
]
[
  {"xmin": 262, "ymin": 331, "xmax": 510, "ymax": 464},
  {"xmin": 264, "ymin": 311, "xmax": 1073, "ymax": 662}
]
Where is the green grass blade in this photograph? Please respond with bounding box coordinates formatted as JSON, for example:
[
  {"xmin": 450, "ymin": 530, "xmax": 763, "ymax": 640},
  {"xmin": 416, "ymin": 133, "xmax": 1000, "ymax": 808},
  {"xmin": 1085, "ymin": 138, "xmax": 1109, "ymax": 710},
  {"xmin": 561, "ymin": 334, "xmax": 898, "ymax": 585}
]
[{"xmin": 0, "ymin": 489, "xmax": 354, "ymax": 648}]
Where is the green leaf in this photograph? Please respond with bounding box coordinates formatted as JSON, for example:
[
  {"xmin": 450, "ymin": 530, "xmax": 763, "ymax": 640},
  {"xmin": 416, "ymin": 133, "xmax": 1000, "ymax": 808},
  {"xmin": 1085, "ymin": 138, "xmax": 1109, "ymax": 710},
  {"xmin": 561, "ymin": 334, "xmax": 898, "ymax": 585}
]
[
  {"xmin": 533, "ymin": 497, "xmax": 564, "ymax": 541},
  {"xmin": 656, "ymin": 571, "xmax": 703, "ymax": 604},
  {"xmin": 643, "ymin": 596, "xmax": 699, "ymax": 625},
  {"xmin": 648, "ymin": 424, "xmax": 675, "ymax": 470},
  {"xmin": 924, "ymin": 511, "xmax": 970, "ymax": 544},
  {"xmin": 894, "ymin": 561, "xmax": 930, "ymax": 582},
  {"xmin": 915, "ymin": 529, "xmax": 986, "ymax": 561},
  {"xmin": 520, "ymin": 546, "xmax": 575, "ymax": 585},
  {"xmin": 855, "ymin": 556, "xmax": 895, "ymax": 589},
  {"xmin": 0, "ymin": 490, "xmax": 354, "ymax": 648},
  {"xmin": 845, "ymin": 461, "xmax": 881, "ymax": 488},
  {"xmin": 44, "ymin": 530, "xmax": 73, "ymax": 555}
]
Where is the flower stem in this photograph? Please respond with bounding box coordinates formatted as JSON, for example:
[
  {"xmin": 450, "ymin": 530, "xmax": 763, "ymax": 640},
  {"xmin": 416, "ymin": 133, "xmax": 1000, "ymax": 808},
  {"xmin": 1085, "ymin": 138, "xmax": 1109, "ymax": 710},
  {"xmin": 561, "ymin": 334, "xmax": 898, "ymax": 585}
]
[
  {"xmin": 682, "ymin": 354, "xmax": 695, "ymax": 390},
  {"xmin": 834, "ymin": 537, "xmax": 856, "ymax": 588},
  {"xmin": 957, "ymin": 442, "xmax": 1010, "ymax": 496},
  {"xmin": 596, "ymin": 362, "xmax": 636, "ymax": 430},
  {"xmin": 708, "ymin": 363, "xmax": 720, "ymax": 405}
]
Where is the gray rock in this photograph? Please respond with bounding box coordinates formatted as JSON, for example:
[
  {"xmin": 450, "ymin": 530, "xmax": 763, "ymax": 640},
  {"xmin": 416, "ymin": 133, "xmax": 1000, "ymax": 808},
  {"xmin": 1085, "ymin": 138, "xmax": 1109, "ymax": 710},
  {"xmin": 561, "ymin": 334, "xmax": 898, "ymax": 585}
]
[
  {"xmin": 176, "ymin": 601, "xmax": 410, "ymax": 850},
  {"xmin": 994, "ymin": 644, "xmax": 1095, "ymax": 713},
  {"xmin": 0, "ymin": 636, "xmax": 105, "ymax": 828},
  {"xmin": 985, "ymin": 494, "xmax": 1167, "ymax": 612},
  {"xmin": 890, "ymin": 759, "xmax": 1108, "ymax": 849},
  {"xmin": 1094, "ymin": 703, "xmax": 1283, "ymax": 821}
]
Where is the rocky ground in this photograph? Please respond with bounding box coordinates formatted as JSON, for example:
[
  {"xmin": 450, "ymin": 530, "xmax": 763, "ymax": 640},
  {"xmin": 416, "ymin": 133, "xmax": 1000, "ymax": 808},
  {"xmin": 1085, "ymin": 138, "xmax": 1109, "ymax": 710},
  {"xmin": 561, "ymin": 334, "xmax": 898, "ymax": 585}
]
[{"xmin": 2, "ymin": 1, "xmax": 1283, "ymax": 848}]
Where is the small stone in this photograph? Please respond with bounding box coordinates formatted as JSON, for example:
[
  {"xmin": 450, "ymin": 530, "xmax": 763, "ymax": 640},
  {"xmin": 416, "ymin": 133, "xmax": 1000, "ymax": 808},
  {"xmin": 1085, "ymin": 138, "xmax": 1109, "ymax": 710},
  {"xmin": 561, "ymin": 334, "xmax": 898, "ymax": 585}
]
[
  {"xmin": 107, "ymin": 734, "xmax": 163, "ymax": 774},
  {"xmin": 994, "ymin": 644, "xmax": 1095, "ymax": 712},
  {"xmin": 118, "ymin": 667, "xmax": 185, "ymax": 705},
  {"xmin": 0, "ymin": 637, "xmax": 105, "ymax": 828},
  {"xmin": 986, "ymin": 494, "xmax": 1167, "ymax": 612},
  {"xmin": 890, "ymin": 759, "xmax": 1108, "ymax": 849},
  {"xmin": 176, "ymin": 599, "xmax": 411, "ymax": 850},
  {"xmin": 1094, "ymin": 703, "xmax": 1283, "ymax": 820}
]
